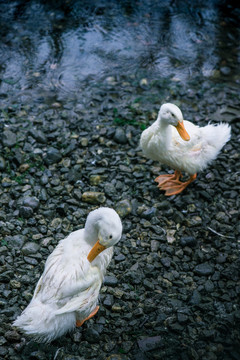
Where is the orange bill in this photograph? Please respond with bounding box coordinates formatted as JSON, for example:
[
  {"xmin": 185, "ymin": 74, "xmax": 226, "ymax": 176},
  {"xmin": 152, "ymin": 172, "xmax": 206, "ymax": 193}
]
[
  {"xmin": 87, "ymin": 240, "xmax": 106, "ymax": 262},
  {"xmin": 176, "ymin": 121, "xmax": 190, "ymax": 141}
]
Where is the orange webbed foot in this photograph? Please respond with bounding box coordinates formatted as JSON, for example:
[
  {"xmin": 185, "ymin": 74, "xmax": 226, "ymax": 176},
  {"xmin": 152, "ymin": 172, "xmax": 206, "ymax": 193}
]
[
  {"xmin": 155, "ymin": 170, "xmax": 181, "ymax": 187},
  {"xmin": 160, "ymin": 173, "xmax": 197, "ymax": 196},
  {"xmin": 76, "ymin": 306, "xmax": 100, "ymax": 327}
]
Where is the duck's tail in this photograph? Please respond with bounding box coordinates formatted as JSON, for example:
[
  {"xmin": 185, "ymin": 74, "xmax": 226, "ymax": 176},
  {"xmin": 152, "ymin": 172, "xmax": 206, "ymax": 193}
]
[
  {"xmin": 204, "ymin": 123, "xmax": 231, "ymax": 153},
  {"xmin": 13, "ymin": 299, "xmax": 76, "ymax": 343}
]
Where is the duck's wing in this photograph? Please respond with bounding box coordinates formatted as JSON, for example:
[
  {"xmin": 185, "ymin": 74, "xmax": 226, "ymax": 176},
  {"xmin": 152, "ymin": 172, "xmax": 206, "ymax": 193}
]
[{"xmin": 33, "ymin": 235, "xmax": 99, "ymax": 307}]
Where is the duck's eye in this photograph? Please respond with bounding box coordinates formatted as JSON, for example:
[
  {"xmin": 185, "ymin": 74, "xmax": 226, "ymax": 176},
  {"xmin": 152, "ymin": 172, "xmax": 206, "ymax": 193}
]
[{"xmin": 109, "ymin": 235, "xmax": 113, "ymax": 239}]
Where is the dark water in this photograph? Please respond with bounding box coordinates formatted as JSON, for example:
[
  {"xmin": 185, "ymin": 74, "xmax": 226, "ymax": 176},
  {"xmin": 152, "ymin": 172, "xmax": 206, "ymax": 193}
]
[{"xmin": 0, "ymin": 0, "xmax": 239, "ymax": 105}]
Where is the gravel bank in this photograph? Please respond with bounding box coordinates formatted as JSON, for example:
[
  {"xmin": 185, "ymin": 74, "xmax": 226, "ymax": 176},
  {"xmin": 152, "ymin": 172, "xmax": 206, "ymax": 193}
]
[{"xmin": 0, "ymin": 75, "xmax": 239, "ymax": 360}]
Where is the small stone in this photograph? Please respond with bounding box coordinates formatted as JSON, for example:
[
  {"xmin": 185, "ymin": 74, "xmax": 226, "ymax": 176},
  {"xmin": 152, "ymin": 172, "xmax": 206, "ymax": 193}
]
[
  {"xmin": 138, "ymin": 336, "xmax": 163, "ymax": 352},
  {"xmin": 114, "ymin": 128, "xmax": 128, "ymax": 144},
  {"xmin": 80, "ymin": 137, "xmax": 89, "ymax": 147},
  {"xmin": 19, "ymin": 206, "xmax": 33, "ymax": 219},
  {"xmin": 167, "ymin": 229, "xmax": 176, "ymax": 244},
  {"xmin": 177, "ymin": 312, "xmax": 189, "ymax": 323},
  {"xmin": 23, "ymin": 196, "xmax": 39, "ymax": 210},
  {"xmin": 2, "ymin": 130, "xmax": 17, "ymax": 147},
  {"xmin": 90, "ymin": 175, "xmax": 105, "ymax": 185},
  {"xmin": 114, "ymin": 253, "xmax": 126, "ymax": 262},
  {"xmin": 190, "ymin": 290, "xmax": 201, "ymax": 305},
  {"xmin": 44, "ymin": 147, "xmax": 62, "ymax": 165},
  {"xmin": 220, "ymin": 66, "xmax": 231, "ymax": 75},
  {"xmin": 194, "ymin": 263, "xmax": 214, "ymax": 276},
  {"xmin": 0, "ymin": 156, "xmax": 6, "ymax": 170},
  {"xmin": 29, "ymin": 128, "xmax": 47, "ymax": 143},
  {"xmin": 216, "ymin": 253, "xmax": 227, "ymax": 263},
  {"xmin": 151, "ymin": 240, "xmax": 160, "ymax": 252},
  {"xmin": 22, "ymin": 242, "xmax": 40, "ymax": 255},
  {"xmin": 19, "ymin": 163, "xmax": 30, "ymax": 173},
  {"xmin": 24, "ymin": 256, "xmax": 38, "ymax": 265},
  {"xmin": 103, "ymin": 294, "xmax": 114, "ymax": 308},
  {"xmin": 186, "ymin": 216, "xmax": 202, "ymax": 227},
  {"xmin": 104, "ymin": 276, "xmax": 118, "ymax": 286},
  {"xmin": 50, "ymin": 218, "xmax": 62, "ymax": 229},
  {"xmin": 40, "ymin": 174, "xmax": 49, "ymax": 185},
  {"xmin": 115, "ymin": 199, "xmax": 132, "ymax": 218},
  {"xmin": 21, "ymin": 184, "xmax": 32, "ymax": 192},
  {"xmin": 204, "ymin": 279, "xmax": 214, "ymax": 292},
  {"xmin": 0, "ymin": 336, "xmax": 7, "ymax": 345},
  {"xmin": 140, "ymin": 78, "xmax": 148, "ymax": 86},
  {"xmin": 107, "ymin": 355, "xmax": 129, "ymax": 360},
  {"xmin": 141, "ymin": 207, "xmax": 156, "ymax": 220},
  {"xmin": 5, "ymin": 330, "xmax": 21, "ymax": 342},
  {"xmin": 180, "ymin": 236, "xmax": 197, "ymax": 247},
  {"xmin": 10, "ymin": 280, "xmax": 21, "ymax": 289},
  {"xmin": 82, "ymin": 191, "xmax": 106, "ymax": 204},
  {"xmin": 4, "ymin": 235, "xmax": 26, "ymax": 248},
  {"xmin": 83, "ymin": 327, "xmax": 100, "ymax": 343},
  {"xmin": 112, "ymin": 304, "xmax": 122, "ymax": 312},
  {"xmin": 161, "ymin": 257, "xmax": 171, "ymax": 268}
]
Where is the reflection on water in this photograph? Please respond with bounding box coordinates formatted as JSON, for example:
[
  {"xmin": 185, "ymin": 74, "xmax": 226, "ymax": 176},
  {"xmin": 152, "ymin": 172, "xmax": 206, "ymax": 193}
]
[{"xmin": 0, "ymin": 0, "xmax": 239, "ymax": 104}]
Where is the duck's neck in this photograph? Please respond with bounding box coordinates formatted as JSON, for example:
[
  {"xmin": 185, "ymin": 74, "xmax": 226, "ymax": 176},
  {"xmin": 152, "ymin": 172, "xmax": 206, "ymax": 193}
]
[
  {"xmin": 156, "ymin": 116, "xmax": 172, "ymax": 149},
  {"xmin": 84, "ymin": 221, "xmax": 99, "ymax": 247}
]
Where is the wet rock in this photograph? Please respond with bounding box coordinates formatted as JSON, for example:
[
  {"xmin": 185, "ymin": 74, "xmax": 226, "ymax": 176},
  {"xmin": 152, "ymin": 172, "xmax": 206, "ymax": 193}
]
[
  {"xmin": 194, "ymin": 263, "xmax": 214, "ymax": 276},
  {"xmin": 161, "ymin": 257, "xmax": 171, "ymax": 268},
  {"xmin": 190, "ymin": 290, "xmax": 202, "ymax": 305},
  {"xmin": 4, "ymin": 235, "xmax": 26, "ymax": 248},
  {"xmin": 151, "ymin": 240, "xmax": 160, "ymax": 252},
  {"xmin": 67, "ymin": 168, "xmax": 81, "ymax": 183},
  {"xmin": 115, "ymin": 199, "xmax": 132, "ymax": 218},
  {"xmin": 83, "ymin": 327, "xmax": 100, "ymax": 343},
  {"xmin": 23, "ymin": 196, "xmax": 39, "ymax": 210},
  {"xmin": 103, "ymin": 294, "xmax": 114, "ymax": 308},
  {"xmin": 141, "ymin": 207, "xmax": 157, "ymax": 219},
  {"xmin": 0, "ymin": 156, "xmax": 6, "ymax": 170},
  {"xmin": 29, "ymin": 128, "xmax": 47, "ymax": 143},
  {"xmin": 90, "ymin": 175, "xmax": 105, "ymax": 185},
  {"xmin": 204, "ymin": 279, "xmax": 214, "ymax": 292},
  {"xmin": 138, "ymin": 336, "xmax": 163, "ymax": 351},
  {"xmin": 2, "ymin": 130, "xmax": 17, "ymax": 147},
  {"xmin": 114, "ymin": 253, "xmax": 126, "ymax": 262},
  {"xmin": 22, "ymin": 242, "xmax": 40, "ymax": 255},
  {"xmin": 19, "ymin": 206, "xmax": 34, "ymax": 218},
  {"xmin": 180, "ymin": 236, "xmax": 197, "ymax": 247},
  {"xmin": 82, "ymin": 191, "xmax": 106, "ymax": 204},
  {"xmin": 166, "ymin": 229, "xmax": 176, "ymax": 244},
  {"xmin": 114, "ymin": 128, "xmax": 128, "ymax": 144},
  {"xmin": 56, "ymin": 203, "xmax": 69, "ymax": 216},
  {"xmin": 177, "ymin": 312, "xmax": 189, "ymax": 323},
  {"xmin": 10, "ymin": 279, "xmax": 21, "ymax": 288},
  {"xmin": 44, "ymin": 147, "xmax": 62, "ymax": 164},
  {"xmin": 80, "ymin": 137, "xmax": 89, "ymax": 147},
  {"xmin": 4, "ymin": 330, "xmax": 21, "ymax": 342},
  {"xmin": 220, "ymin": 66, "xmax": 231, "ymax": 75},
  {"xmin": 106, "ymin": 355, "xmax": 130, "ymax": 360},
  {"xmin": 104, "ymin": 275, "xmax": 118, "ymax": 286}
]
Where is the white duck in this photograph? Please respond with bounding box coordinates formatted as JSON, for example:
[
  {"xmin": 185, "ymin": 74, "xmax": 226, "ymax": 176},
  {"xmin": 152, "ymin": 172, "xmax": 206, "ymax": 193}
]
[
  {"xmin": 140, "ymin": 103, "xmax": 231, "ymax": 195},
  {"xmin": 13, "ymin": 207, "xmax": 122, "ymax": 342}
]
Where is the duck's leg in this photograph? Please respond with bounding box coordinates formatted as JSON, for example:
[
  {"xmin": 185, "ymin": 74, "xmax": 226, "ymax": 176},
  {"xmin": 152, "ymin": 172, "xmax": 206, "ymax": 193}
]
[
  {"xmin": 161, "ymin": 173, "xmax": 197, "ymax": 196},
  {"xmin": 155, "ymin": 170, "xmax": 181, "ymax": 187},
  {"xmin": 76, "ymin": 306, "xmax": 99, "ymax": 327}
]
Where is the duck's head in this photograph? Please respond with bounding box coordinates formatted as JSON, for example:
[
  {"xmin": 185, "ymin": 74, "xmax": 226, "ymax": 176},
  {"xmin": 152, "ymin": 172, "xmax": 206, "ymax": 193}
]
[
  {"xmin": 159, "ymin": 103, "xmax": 190, "ymax": 141},
  {"xmin": 86, "ymin": 208, "xmax": 123, "ymax": 262}
]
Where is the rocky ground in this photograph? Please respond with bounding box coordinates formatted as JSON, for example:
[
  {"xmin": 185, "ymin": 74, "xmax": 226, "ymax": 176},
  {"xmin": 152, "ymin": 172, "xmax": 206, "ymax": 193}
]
[{"xmin": 0, "ymin": 74, "xmax": 240, "ymax": 360}]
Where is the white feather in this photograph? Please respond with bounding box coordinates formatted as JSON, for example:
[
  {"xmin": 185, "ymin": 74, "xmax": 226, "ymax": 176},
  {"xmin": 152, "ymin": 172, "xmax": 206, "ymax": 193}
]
[
  {"xmin": 13, "ymin": 208, "xmax": 122, "ymax": 342},
  {"xmin": 140, "ymin": 104, "xmax": 231, "ymax": 175}
]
